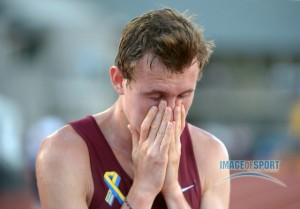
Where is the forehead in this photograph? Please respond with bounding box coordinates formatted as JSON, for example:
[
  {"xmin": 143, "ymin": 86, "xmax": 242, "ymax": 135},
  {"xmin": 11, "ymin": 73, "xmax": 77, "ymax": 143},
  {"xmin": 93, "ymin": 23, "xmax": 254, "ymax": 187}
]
[{"xmin": 132, "ymin": 54, "xmax": 199, "ymax": 92}]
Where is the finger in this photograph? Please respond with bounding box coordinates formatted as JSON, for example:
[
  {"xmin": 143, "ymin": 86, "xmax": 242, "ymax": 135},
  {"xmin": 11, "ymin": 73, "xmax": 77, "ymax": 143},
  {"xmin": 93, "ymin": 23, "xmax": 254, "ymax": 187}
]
[
  {"xmin": 160, "ymin": 122, "xmax": 173, "ymax": 153},
  {"xmin": 181, "ymin": 104, "xmax": 186, "ymax": 133},
  {"xmin": 170, "ymin": 121, "xmax": 176, "ymax": 146},
  {"xmin": 152, "ymin": 107, "xmax": 171, "ymax": 146},
  {"xmin": 173, "ymin": 121, "xmax": 181, "ymax": 153},
  {"xmin": 140, "ymin": 106, "xmax": 158, "ymax": 141},
  {"xmin": 147, "ymin": 100, "xmax": 167, "ymax": 142},
  {"xmin": 174, "ymin": 105, "xmax": 181, "ymax": 140}
]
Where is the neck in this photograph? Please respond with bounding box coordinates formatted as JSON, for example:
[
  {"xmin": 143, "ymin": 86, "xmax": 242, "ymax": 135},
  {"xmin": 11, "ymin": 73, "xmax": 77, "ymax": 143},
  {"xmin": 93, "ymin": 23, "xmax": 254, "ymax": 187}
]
[{"xmin": 94, "ymin": 98, "xmax": 133, "ymax": 156}]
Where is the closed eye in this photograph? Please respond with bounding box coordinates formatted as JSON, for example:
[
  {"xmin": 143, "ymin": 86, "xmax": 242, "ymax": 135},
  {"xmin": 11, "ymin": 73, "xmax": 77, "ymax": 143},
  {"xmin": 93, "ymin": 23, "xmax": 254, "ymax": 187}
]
[
  {"xmin": 178, "ymin": 92, "xmax": 191, "ymax": 99},
  {"xmin": 150, "ymin": 96, "xmax": 163, "ymax": 101},
  {"xmin": 146, "ymin": 89, "xmax": 194, "ymax": 101}
]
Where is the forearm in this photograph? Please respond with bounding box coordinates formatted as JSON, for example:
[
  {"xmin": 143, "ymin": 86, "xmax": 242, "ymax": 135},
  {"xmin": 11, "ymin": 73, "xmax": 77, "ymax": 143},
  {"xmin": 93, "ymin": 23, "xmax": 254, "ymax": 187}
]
[
  {"xmin": 121, "ymin": 194, "xmax": 153, "ymax": 209},
  {"xmin": 163, "ymin": 184, "xmax": 191, "ymax": 209},
  {"xmin": 121, "ymin": 182, "xmax": 157, "ymax": 209}
]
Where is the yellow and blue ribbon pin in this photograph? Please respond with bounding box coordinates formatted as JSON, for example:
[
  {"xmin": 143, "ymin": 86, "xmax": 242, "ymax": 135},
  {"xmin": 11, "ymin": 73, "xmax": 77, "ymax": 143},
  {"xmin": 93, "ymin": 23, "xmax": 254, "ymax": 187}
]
[{"xmin": 104, "ymin": 171, "xmax": 125, "ymax": 206}]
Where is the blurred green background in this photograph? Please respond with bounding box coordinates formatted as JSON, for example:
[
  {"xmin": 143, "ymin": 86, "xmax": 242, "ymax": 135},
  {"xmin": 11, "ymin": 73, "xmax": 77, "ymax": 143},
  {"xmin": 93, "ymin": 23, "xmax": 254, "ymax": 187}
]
[{"xmin": 0, "ymin": 0, "xmax": 299, "ymax": 208}]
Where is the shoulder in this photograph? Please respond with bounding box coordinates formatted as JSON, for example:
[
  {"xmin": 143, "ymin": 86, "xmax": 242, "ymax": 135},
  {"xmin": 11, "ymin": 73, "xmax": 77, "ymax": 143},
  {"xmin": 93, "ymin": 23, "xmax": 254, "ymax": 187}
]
[
  {"xmin": 187, "ymin": 123, "xmax": 228, "ymax": 160},
  {"xmin": 36, "ymin": 124, "xmax": 93, "ymax": 207},
  {"xmin": 187, "ymin": 124, "xmax": 229, "ymax": 191},
  {"xmin": 37, "ymin": 124, "xmax": 89, "ymax": 168}
]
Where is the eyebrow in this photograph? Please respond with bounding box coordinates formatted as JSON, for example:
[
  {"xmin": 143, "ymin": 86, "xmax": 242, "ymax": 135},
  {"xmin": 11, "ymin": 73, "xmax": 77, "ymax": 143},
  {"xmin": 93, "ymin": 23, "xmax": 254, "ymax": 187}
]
[{"xmin": 143, "ymin": 89, "xmax": 195, "ymax": 96}]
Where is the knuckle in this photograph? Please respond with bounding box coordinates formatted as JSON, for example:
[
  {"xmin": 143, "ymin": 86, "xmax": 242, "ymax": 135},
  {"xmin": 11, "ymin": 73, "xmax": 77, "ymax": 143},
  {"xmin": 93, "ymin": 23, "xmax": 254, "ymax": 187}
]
[
  {"xmin": 141, "ymin": 122, "xmax": 149, "ymax": 131},
  {"xmin": 182, "ymin": 122, "xmax": 185, "ymax": 129},
  {"xmin": 146, "ymin": 149, "xmax": 156, "ymax": 159},
  {"xmin": 177, "ymin": 123, "xmax": 181, "ymax": 130},
  {"xmin": 151, "ymin": 122, "xmax": 159, "ymax": 129},
  {"xmin": 157, "ymin": 131, "xmax": 164, "ymax": 138}
]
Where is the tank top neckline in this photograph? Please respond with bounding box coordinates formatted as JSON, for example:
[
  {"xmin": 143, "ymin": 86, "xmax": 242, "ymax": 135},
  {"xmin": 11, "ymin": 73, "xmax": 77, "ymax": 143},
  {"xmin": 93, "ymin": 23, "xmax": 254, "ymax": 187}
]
[
  {"xmin": 69, "ymin": 115, "xmax": 201, "ymax": 208},
  {"xmin": 87, "ymin": 115, "xmax": 134, "ymax": 183}
]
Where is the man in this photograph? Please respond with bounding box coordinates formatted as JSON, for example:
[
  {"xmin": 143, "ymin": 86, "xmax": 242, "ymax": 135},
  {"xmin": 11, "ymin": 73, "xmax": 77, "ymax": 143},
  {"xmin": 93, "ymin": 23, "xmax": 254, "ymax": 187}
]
[{"xmin": 36, "ymin": 8, "xmax": 230, "ymax": 209}]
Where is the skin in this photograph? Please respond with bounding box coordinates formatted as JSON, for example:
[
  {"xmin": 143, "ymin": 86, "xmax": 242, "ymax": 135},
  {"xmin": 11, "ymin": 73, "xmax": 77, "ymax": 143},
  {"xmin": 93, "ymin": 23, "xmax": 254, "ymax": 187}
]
[{"xmin": 36, "ymin": 53, "xmax": 230, "ymax": 209}]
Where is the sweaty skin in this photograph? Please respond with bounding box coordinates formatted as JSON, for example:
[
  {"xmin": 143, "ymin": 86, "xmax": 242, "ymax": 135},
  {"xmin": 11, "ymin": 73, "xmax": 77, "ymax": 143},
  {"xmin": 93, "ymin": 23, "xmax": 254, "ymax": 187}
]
[{"xmin": 36, "ymin": 54, "xmax": 230, "ymax": 209}]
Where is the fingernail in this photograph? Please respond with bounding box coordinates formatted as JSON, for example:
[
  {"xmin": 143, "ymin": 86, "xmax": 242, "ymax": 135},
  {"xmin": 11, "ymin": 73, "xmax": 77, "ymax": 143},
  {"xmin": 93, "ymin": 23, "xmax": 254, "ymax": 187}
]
[
  {"xmin": 165, "ymin": 107, "xmax": 171, "ymax": 115},
  {"xmin": 165, "ymin": 106, "xmax": 171, "ymax": 112},
  {"xmin": 173, "ymin": 106, "xmax": 179, "ymax": 114},
  {"xmin": 159, "ymin": 100, "xmax": 166, "ymax": 108},
  {"xmin": 150, "ymin": 106, "xmax": 158, "ymax": 112}
]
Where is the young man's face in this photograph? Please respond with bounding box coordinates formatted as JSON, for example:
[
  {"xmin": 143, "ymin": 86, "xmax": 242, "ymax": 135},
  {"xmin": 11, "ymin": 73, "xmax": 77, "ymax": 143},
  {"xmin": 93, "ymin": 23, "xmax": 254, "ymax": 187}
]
[{"xmin": 121, "ymin": 54, "xmax": 199, "ymax": 133}]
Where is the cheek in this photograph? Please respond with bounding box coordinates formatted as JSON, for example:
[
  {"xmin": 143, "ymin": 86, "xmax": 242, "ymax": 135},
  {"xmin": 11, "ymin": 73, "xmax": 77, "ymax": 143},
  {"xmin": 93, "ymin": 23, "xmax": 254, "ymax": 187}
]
[{"xmin": 128, "ymin": 100, "xmax": 154, "ymax": 131}]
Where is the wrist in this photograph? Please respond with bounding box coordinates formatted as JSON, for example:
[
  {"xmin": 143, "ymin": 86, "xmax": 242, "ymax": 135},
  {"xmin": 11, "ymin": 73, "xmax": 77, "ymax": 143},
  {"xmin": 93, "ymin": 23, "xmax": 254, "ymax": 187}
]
[
  {"xmin": 162, "ymin": 181, "xmax": 181, "ymax": 198},
  {"xmin": 124, "ymin": 192, "xmax": 153, "ymax": 209},
  {"xmin": 132, "ymin": 175, "xmax": 163, "ymax": 196},
  {"xmin": 123, "ymin": 197, "xmax": 133, "ymax": 209},
  {"xmin": 125, "ymin": 181, "xmax": 158, "ymax": 208},
  {"xmin": 162, "ymin": 184, "xmax": 191, "ymax": 209}
]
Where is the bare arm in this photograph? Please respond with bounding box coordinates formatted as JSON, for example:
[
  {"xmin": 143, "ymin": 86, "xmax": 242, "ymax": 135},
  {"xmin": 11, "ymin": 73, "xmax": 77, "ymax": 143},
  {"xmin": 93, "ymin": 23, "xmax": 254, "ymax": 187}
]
[
  {"xmin": 189, "ymin": 125, "xmax": 230, "ymax": 209},
  {"xmin": 36, "ymin": 126, "xmax": 93, "ymax": 209},
  {"xmin": 200, "ymin": 149, "xmax": 230, "ymax": 209}
]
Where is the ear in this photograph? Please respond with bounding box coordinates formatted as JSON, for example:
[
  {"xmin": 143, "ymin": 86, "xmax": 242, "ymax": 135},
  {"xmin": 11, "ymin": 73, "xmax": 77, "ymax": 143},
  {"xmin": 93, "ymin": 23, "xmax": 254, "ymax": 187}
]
[{"xmin": 110, "ymin": 66, "xmax": 125, "ymax": 95}]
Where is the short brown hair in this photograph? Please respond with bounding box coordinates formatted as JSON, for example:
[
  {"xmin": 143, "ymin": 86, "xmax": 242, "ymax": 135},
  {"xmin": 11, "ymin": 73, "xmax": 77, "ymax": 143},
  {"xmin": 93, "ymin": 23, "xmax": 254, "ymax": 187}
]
[{"xmin": 115, "ymin": 8, "xmax": 214, "ymax": 83}]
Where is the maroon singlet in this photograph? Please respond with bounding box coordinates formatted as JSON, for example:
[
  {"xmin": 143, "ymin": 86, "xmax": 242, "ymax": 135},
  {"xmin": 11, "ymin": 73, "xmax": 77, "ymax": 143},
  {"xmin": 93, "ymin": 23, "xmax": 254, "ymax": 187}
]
[{"xmin": 69, "ymin": 116, "xmax": 201, "ymax": 209}]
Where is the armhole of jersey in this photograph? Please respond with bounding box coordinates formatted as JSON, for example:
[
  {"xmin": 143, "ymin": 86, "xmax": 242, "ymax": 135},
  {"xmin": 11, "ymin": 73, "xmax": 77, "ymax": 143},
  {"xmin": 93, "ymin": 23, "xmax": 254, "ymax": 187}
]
[
  {"xmin": 185, "ymin": 123, "xmax": 202, "ymax": 207},
  {"xmin": 69, "ymin": 116, "xmax": 102, "ymax": 208},
  {"xmin": 187, "ymin": 124, "xmax": 201, "ymax": 183}
]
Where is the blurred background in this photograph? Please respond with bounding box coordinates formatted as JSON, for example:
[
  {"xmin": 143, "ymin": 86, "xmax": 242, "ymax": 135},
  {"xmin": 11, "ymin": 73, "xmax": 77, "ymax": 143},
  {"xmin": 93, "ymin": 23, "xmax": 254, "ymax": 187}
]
[{"xmin": 0, "ymin": 0, "xmax": 299, "ymax": 208}]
